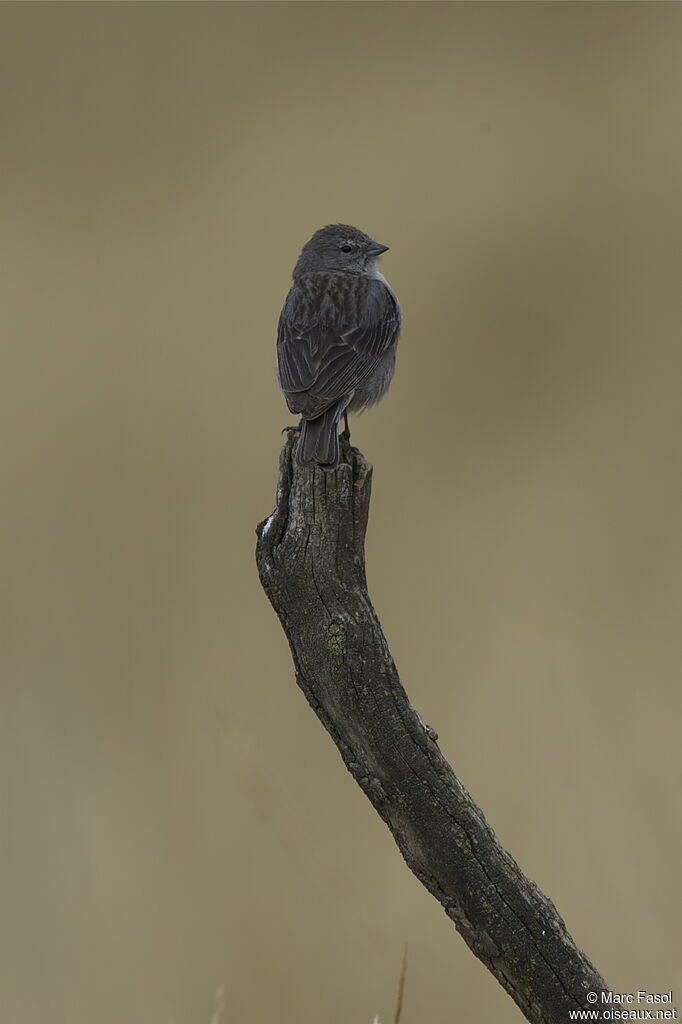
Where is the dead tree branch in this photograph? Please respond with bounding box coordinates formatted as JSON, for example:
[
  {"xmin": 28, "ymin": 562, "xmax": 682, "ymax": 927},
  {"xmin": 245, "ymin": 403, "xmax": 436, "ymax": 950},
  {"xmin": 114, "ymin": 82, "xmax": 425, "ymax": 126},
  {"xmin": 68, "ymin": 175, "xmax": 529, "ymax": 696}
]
[{"xmin": 255, "ymin": 431, "xmax": 608, "ymax": 1023}]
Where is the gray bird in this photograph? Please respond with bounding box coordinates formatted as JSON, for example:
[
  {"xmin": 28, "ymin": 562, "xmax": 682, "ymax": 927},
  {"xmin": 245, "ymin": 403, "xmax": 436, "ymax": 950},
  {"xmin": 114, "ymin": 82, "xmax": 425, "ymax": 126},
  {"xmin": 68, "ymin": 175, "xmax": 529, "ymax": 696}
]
[{"xmin": 277, "ymin": 224, "xmax": 402, "ymax": 467}]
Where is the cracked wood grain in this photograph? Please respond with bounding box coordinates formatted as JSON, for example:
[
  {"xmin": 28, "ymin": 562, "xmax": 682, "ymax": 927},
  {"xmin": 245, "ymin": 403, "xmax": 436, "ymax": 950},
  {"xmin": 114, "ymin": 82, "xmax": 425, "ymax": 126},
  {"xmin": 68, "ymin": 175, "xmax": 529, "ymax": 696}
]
[{"xmin": 255, "ymin": 430, "xmax": 608, "ymax": 1024}]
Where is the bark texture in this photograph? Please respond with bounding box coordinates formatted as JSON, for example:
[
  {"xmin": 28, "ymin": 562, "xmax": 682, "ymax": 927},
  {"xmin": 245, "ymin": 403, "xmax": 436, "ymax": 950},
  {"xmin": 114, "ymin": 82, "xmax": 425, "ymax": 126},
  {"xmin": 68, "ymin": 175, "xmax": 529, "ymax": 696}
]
[{"xmin": 255, "ymin": 431, "xmax": 608, "ymax": 1024}]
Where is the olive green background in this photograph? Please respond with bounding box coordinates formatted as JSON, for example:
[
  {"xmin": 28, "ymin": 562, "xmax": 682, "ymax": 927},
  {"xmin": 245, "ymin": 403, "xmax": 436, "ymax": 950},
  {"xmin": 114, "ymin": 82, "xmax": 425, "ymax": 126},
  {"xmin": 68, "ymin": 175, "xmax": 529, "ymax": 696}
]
[{"xmin": 2, "ymin": 3, "xmax": 681, "ymax": 1022}]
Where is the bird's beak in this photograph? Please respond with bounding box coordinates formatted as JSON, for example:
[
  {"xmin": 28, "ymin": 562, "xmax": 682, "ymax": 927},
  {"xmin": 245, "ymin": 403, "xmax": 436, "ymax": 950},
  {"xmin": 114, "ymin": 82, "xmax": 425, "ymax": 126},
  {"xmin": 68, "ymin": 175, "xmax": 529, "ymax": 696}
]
[{"xmin": 367, "ymin": 241, "xmax": 389, "ymax": 257}]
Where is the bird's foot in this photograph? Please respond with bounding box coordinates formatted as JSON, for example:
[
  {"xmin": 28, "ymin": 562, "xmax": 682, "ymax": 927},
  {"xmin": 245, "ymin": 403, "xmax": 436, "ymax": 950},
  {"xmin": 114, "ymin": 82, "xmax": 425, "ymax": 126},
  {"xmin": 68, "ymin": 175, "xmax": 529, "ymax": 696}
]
[{"xmin": 281, "ymin": 423, "xmax": 302, "ymax": 435}]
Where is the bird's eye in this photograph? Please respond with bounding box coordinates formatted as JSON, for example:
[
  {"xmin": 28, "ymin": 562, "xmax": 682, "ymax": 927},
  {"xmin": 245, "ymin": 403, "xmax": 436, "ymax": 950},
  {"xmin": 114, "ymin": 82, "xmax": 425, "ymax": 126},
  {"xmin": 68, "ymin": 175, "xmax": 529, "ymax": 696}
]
[{"xmin": 340, "ymin": 243, "xmax": 353, "ymax": 253}]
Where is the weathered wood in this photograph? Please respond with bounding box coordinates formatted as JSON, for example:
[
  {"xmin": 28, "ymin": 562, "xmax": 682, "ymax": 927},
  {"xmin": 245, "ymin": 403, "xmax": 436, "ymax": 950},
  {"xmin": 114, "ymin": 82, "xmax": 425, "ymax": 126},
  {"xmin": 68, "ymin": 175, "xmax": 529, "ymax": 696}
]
[{"xmin": 255, "ymin": 430, "xmax": 608, "ymax": 1023}]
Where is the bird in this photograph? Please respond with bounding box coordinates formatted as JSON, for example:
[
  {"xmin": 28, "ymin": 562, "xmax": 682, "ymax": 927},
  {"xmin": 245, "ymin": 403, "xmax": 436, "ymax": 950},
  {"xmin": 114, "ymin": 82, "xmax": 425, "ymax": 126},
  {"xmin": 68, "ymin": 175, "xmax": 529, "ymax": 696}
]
[{"xmin": 276, "ymin": 223, "xmax": 402, "ymax": 467}]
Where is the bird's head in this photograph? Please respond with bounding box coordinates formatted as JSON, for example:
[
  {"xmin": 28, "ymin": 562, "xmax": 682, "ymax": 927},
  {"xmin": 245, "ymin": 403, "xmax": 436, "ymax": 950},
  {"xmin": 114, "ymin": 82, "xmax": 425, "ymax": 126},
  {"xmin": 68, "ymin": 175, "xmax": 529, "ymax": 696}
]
[{"xmin": 293, "ymin": 223, "xmax": 389, "ymax": 278}]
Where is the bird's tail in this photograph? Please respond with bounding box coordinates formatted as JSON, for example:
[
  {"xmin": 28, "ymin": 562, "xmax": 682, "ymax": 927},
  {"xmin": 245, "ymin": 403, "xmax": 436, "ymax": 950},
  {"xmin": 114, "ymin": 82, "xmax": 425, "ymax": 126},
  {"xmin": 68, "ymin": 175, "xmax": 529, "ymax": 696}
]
[{"xmin": 297, "ymin": 403, "xmax": 345, "ymax": 467}]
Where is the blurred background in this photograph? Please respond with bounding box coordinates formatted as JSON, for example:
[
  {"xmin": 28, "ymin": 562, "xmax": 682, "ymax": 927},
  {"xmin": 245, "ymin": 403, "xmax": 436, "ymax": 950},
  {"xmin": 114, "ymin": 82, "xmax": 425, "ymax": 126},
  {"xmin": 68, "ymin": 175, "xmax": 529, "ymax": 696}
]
[{"xmin": 2, "ymin": 3, "xmax": 681, "ymax": 1022}]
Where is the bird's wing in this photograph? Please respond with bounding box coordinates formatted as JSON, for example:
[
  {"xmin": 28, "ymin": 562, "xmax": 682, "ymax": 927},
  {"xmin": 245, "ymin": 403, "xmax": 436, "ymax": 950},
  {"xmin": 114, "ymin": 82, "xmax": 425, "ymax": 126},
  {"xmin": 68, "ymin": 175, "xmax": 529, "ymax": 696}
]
[{"xmin": 277, "ymin": 280, "xmax": 401, "ymax": 420}]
